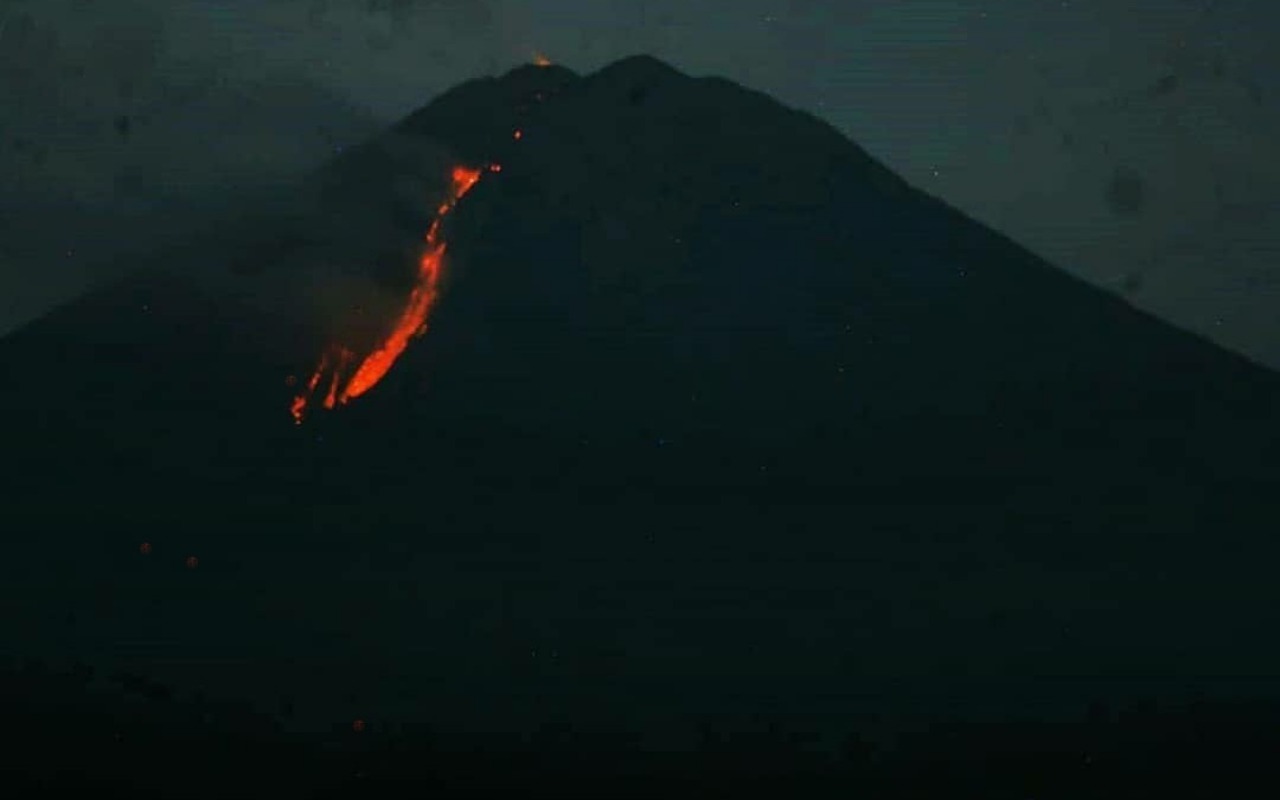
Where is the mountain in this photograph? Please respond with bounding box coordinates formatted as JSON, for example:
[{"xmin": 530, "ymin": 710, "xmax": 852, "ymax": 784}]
[{"xmin": 2, "ymin": 54, "xmax": 1279, "ymax": 781}]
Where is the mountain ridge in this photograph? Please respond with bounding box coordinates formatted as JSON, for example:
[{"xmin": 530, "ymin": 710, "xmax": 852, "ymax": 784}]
[{"xmin": 1, "ymin": 53, "xmax": 1278, "ymax": 748}]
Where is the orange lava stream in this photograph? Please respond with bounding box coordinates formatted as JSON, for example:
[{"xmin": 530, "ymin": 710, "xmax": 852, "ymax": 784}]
[{"xmin": 290, "ymin": 164, "xmax": 489, "ymax": 424}]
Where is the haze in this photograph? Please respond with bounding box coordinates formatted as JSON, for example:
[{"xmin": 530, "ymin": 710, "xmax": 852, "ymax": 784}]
[{"xmin": 2, "ymin": 0, "xmax": 1277, "ymax": 365}]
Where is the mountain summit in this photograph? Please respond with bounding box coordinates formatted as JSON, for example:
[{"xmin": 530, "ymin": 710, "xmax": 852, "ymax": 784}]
[{"xmin": 3, "ymin": 55, "xmax": 1279, "ymax": 745}]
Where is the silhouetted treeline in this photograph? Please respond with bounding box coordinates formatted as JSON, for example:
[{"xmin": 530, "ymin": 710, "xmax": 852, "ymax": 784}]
[{"xmin": 3, "ymin": 660, "xmax": 1275, "ymax": 798}]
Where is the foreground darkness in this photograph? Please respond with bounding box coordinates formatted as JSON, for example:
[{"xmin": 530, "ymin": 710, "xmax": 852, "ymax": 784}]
[
  {"xmin": 2, "ymin": 56, "xmax": 1278, "ymax": 794},
  {"xmin": 6, "ymin": 659, "xmax": 1280, "ymax": 798}
]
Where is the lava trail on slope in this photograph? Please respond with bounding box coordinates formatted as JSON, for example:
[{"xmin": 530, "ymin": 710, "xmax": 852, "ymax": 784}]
[{"xmin": 289, "ymin": 163, "xmax": 495, "ymax": 424}]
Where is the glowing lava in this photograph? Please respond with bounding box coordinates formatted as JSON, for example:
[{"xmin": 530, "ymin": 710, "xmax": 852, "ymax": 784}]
[{"xmin": 290, "ymin": 163, "xmax": 492, "ymax": 424}]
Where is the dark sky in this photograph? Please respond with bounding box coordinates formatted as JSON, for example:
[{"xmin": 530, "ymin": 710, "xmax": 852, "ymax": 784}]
[{"xmin": 2, "ymin": 0, "xmax": 1278, "ymax": 365}]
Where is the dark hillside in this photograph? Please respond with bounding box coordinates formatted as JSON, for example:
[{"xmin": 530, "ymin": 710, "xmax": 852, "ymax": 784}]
[{"xmin": 2, "ymin": 54, "xmax": 1278, "ymax": 792}]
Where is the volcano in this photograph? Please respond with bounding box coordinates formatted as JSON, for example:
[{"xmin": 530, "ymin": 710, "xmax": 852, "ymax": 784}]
[{"xmin": 3, "ymin": 55, "xmax": 1279, "ymax": 776}]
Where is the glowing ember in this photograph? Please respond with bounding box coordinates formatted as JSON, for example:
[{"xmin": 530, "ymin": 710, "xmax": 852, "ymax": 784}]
[
  {"xmin": 290, "ymin": 164, "xmax": 487, "ymax": 424},
  {"xmin": 533, "ymin": 52, "xmax": 552, "ymax": 67}
]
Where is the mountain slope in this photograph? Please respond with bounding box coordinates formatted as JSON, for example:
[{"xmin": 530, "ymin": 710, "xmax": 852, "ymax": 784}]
[{"xmin": 2, "ymin": 55, "xmax": 1278, "ymax": 741}]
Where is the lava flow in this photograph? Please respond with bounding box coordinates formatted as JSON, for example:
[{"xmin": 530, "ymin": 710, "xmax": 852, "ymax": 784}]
[{"xmin": 290, "ymin": 163, "xmax": 492, "ymax": 424}]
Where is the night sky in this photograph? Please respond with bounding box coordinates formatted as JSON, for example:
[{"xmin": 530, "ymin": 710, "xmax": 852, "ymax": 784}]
[
  {"xmin": 4, "ymin": 5, "xmax": 1280, "ymax": 790},
  {"xmin": 2, "ymin": 0, "xmax": 1278, "ymax": 365}
]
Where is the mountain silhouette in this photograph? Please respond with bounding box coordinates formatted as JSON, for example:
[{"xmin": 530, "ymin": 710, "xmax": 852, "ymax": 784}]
[{"xmin": 3, "ymin": 54, "xmax": 1279, "ymax": 765}]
